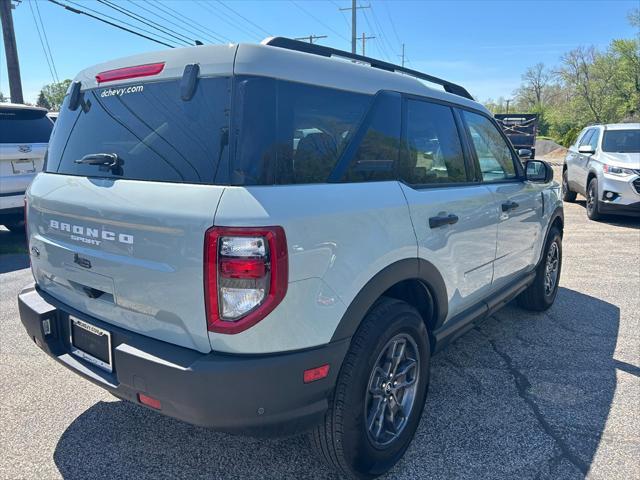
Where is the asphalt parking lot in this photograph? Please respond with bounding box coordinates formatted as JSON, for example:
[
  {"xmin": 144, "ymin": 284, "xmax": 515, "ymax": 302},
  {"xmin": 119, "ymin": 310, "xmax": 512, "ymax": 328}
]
[{"xmin": 1, "ymin": 197, "xmax": 638, "ymax": 480}]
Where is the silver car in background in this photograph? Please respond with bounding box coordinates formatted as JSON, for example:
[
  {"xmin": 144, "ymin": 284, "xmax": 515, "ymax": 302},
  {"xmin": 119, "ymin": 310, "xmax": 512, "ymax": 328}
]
[
  {"xmin": 562, "ymin": 123, "xmax": 640, "ymax": 220},
  {"xmin": 0, "ymin": 104, "xmax": 53, "ymax": 231}
]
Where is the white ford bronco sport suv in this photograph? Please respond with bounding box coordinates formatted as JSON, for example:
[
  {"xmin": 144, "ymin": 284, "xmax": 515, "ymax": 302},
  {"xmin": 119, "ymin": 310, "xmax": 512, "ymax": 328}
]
[
  {"xmin": 562, "ymin": 123, "xmax": 640, "ymax": 220},
  {"xmin": 18, "ymin": 38, "xmax": 563, "ymax": 478}
]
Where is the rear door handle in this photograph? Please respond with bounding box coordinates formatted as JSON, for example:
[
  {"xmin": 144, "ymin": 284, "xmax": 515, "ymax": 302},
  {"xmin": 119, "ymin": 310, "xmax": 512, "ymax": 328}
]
[
  {"xmin": 501, "ymin": 201, "xmax": 519, "ymax": 212},
  {"xmin": 429, "ymin": 214, "xmax": 459, "ymax": 229}
]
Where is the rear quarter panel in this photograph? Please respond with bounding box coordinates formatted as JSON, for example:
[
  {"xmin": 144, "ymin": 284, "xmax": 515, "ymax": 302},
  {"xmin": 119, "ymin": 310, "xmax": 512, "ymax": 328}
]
[{"xmin": 211, "ymin": 181, "xmax": 417, "ymax": 354}]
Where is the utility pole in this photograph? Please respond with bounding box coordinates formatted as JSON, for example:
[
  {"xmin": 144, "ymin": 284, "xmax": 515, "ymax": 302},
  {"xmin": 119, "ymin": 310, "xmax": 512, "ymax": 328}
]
[
  {"xmin": 399, "ymin": 43, "xmax": 405, "ymax": 67},
  {"xmin": 0, "ymin": 0, "xmax": 23, "ymax": 103},
  {"xmin": 294, "ymin": 34, "xmax": 327, "ymax": 45},
  {"xmin": 339, "ymin": 1, "xmax": 370, "ymax": 54},
  {"xmin": 361, "ymin": 32, "xmax": 375, "ymax": 56},
  {"xmin": 506, "ymin": 99, "xmax": 511, "ymax": 114}
]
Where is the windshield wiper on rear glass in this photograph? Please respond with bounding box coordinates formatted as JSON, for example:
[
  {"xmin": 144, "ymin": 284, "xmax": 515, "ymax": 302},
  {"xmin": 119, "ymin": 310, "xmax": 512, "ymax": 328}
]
[{"xmin": 74, "ymin": 153, "xmax": 123, "ymax": 175}]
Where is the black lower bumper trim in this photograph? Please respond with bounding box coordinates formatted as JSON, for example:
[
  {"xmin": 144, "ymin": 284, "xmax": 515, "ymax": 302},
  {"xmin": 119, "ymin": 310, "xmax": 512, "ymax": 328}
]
[
  {"xmin": 18, "ymin": 284, "xmax": 350, "ymax": 436},
  {"xmin": 598, "ymin": 200, "xmax": 640, "ymax": 217}
]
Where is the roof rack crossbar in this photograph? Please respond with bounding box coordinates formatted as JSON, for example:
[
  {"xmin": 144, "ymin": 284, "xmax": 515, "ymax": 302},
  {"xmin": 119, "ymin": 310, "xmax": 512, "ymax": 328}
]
[{"xmin": 262, "ymin": 37, "xmax": 474, "ymax": 101}]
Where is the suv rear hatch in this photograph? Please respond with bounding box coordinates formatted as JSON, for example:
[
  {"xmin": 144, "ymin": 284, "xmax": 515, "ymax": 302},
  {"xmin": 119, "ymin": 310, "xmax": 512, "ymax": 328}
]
[
  {"xmin": 0, "ymin": 106, "xmax": 52, "ymax": 201},
  {"xmin": 27, "ymin": 51, "xmax": 234, "ymax": 353}
]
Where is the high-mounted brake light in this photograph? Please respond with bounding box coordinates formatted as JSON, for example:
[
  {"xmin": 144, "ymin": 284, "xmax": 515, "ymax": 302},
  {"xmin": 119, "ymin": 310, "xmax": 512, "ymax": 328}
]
[
  {"xmin": 96, "ymin": 62, "xmax": 165, "ymax": 84},
  {"xmin": 204, "ymin": 226, "xmax": 288, "ymax": 334}
]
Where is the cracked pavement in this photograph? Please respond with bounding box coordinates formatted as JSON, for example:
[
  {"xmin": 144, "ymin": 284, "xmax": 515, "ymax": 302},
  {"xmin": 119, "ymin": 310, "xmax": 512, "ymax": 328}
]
[{"xmin": 1, "ymin": 196, "xmax": 639, "ymax": 479}]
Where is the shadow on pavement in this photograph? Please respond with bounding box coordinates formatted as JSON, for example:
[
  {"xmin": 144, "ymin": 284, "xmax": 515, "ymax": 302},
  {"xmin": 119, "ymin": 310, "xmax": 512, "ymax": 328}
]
[
  {"xmin": 574, "ymin": 200, "xmax": 640, "ymax": 229},
  {"xmin": 53, "ymin": 287, "xmax": 619, "ymax": 479},
  {"xmin": 0, "ymin": 227, "xmax": 29, "ymax": 274}
]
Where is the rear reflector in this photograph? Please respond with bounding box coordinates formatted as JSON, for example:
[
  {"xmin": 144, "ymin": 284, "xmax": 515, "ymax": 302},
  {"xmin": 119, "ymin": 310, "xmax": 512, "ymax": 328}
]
[
  {"xmin": 96, "ymin": 62, "xmax": 165, "ymax": 83},
  {"xmin": 138, "ymin": 393, "xmax": 161, "ymax": 410},
  {"xmin": 303, "ymin": 364, "xmax": 330, "ymax": 383}
]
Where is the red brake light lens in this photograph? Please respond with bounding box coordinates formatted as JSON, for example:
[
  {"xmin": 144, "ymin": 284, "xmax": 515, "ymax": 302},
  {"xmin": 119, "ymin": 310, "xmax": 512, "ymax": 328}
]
[
  {"xmin": 204, "ymin": 226, "xmax": 288, "ymax": 334},
  {"xmin": 96, "ymin": 62, "xmax": 165, "ymax": 83}
]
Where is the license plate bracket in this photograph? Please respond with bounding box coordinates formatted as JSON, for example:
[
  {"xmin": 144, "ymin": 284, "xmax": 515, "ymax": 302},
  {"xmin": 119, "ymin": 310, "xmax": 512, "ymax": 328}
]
[
  {"xmin": 11, "ymin": 159, "xmax": 35, "ymax": 174},
  {"xmin": 69, "ymin": 316, "xmax": 113, "ymax": 372}
]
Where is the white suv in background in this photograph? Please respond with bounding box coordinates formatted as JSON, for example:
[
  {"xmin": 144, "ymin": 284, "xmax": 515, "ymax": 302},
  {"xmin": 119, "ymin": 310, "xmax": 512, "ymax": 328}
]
[
  {"xmin": 562, "ymin": 123, "xmax": 640, "ymax": 220},
  {"xmin": 0, "ymin": 104, "xmax": 53, "ymax": 231}
]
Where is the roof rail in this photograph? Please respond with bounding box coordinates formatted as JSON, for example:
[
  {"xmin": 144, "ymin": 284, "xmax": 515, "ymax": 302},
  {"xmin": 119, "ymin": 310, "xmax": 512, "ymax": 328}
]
[{"xmin": 261, "ymin": 36, "xmax": 474, "ymax": 101}]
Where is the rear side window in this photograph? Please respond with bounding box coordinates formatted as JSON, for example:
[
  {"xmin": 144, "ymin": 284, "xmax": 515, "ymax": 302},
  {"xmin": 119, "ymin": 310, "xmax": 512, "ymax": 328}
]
[
  {"xmin": 0, "ymin": 108, "xmax": 53, "ymax": 144},
  {"xmin": 232, "ymin": 77, "xmax": 371, "ymax": 185},
  {"xmin": 463, "ymin": 111, "xmax": 517, "ymax": 182},
  {"xmin": 342, "ymin": 93, "xmax": 401, "ymax": 183},
  {"xmin": 399, "ymin": 99, "xmax": 467, "ymax": 185},
  {"xmin": 46, "ymin": 77, "xmax": 231, "ymax": 184}
]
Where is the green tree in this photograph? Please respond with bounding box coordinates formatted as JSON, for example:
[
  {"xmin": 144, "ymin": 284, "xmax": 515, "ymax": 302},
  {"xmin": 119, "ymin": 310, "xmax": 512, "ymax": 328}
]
[
  {"xmin": 36, "ymin": 91, "xmax": 51, "ymax": 110},
  {"xmin": 0, "ymin": 91, "xmax": 7, "ymax": 102},
  {"xmin": 38, "ymin": 79, "xmax": 72, "ymax": 111}
]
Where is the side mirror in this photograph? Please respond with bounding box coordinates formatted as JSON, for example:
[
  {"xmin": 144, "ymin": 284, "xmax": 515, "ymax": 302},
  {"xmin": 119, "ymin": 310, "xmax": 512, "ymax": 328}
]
[
  {"xmin": 578, "ymin": 145, "xmax": 595, "ymax": 155},
  {"xmin": 525, "ymin": 160, "xmax": 553, "ymax": 183},
  {"xmin": 68, "ymin": 81, "xmax": 82, "ymax": 111},
  {"xmin": 518, "ymin": 148, "xmax": 533, "ymax": 159}
]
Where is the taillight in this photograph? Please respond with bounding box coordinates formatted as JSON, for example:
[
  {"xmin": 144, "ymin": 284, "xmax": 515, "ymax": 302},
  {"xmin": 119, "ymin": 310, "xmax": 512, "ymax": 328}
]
[
  {"xmin": 204, "ymin": 226, "xmax": 288, "ymax": 334},
  {"xmin": 95, "ymin": 62, "xmax": 165, "ymax": 83}
]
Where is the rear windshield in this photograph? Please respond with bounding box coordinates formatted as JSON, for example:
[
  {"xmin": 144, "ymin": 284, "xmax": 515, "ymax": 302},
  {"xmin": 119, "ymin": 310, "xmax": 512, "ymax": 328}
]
[
  {"xmin": 0, "ymin": 107, "xmax": 53, "ymax": 143},
  {"xmin": 45, "ymin": 77, "xmax": 231, "ymax": 184},
  {"xmin": 602, "ymin": 130, "xmax": 640, "ymax": 153}
]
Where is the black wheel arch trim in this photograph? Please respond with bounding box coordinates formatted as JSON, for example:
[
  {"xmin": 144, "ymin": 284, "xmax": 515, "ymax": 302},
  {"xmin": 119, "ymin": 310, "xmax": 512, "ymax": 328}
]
[
  {"xmin": 537, "ymin": 206, "xmax": 564, "ymax": 269},
  {"xmin": 330, "ymin": 258, "xmax": 448, "ymax": 343}
]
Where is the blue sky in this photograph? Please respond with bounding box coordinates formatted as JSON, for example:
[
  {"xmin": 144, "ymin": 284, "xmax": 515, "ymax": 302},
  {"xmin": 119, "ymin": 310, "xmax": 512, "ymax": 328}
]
[{"xmin": 2, "ymin": 0, "xmax": 637, "ymax": 104}]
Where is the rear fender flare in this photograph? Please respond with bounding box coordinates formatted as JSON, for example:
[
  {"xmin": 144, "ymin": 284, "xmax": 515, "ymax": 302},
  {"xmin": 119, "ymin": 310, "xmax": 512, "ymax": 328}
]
[{"xmin": 330, "ymin": 258, "xmax": 448, "ymax": 342}]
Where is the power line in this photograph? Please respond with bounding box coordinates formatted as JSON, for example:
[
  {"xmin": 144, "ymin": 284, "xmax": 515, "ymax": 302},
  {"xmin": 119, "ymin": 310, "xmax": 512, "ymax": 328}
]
[
  {"xmin": 140, "ymin": 0, "xmax": 230, "ymax": 44},
  {"xmin": 96, "ymin": 0, "xmax": 194, "ymax": 46},
  {"xmin": 292, "ymin": 1, "xmax": 350, "ymax": 44},
  {"xmin": 28, "ymin": 0, "xmax": 57, "ymax": 83},
  {"xmin": 382, "ymin": 0, "xmax": 402, "ymax": 49},
  {"xmin": 294, "ymin": 34, "xmax": 328, "ymax": 44},
  {"xmin": 214, "ymin": 0, "xmax": 272, "ymax": 37},
  {"xmin": 33, "ymin": 0, "xmax": 59, "ymax": 82},
  {"xmin": 330, "ymin": 0, "xmax": 351, "ymax": 29},
  {"xmin": 195, "ymin": 0, "xmax": 262, "ymax": 41},
  {"xmin": 47, "ymin": 0, "xmax": 177, "ymax": 48},
  {"xmin": 361, "ymin": 8, "xmax": 390, "ymax": 61},
  {"xmin": 63, "ymin": 0, "xmax": 184, "ymax": 46},
  {"xmin": 369, "ymin": 5, "xmax": 396, "ymax": 61}
]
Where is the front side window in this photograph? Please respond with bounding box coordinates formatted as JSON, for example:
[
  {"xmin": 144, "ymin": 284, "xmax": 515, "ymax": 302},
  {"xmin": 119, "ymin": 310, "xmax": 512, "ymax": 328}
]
[
  {"xmin": 602, "ymin": 130, "xmax": 640, "ymax": 153},
  {"xmin": 399, "ymin": 100, "xmax": 467, "ymax": 185},
  {"xmin": 579, "ymin": 129, "xmax": 595, "ymax": 147},
  {"xmin": 463, "ymin": 110, "xmax": 517, "ymax": 182},
  {"xmin": 232, "ymin": 77, "xmax": 371, "ymax": 185}
]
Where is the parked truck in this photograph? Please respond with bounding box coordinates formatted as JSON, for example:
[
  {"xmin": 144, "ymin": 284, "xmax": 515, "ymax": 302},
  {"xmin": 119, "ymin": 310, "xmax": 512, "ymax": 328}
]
[{"xmin": 495, "ymin": 113, "xmax": 538, "ymax": 159}]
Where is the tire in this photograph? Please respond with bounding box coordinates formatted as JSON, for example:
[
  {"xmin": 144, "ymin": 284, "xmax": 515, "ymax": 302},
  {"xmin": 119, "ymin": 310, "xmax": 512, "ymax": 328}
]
[
  {"xmin": 562, "ymin": 169, "xmax": 576, "ymax": 203},
  {"xmin": 3, "ymin": 220, "xmax": 25, "ymax": 233},
  {"xmin": 586, "ymin": 177, "xmax": 602, "ymax": 221},
  {"xmin": 310, "ymin": 297, "xmax": 431, "ymax": 479},
  {"xmin": 518, "ymin": 227, "xmax": 562, "ymax": 311}
]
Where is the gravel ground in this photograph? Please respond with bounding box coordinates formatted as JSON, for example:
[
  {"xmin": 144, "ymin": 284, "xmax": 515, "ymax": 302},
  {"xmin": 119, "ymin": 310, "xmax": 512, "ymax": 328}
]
[{"xmin": 1, "ymin": 196, "xmax": 638, "ymax": 480}]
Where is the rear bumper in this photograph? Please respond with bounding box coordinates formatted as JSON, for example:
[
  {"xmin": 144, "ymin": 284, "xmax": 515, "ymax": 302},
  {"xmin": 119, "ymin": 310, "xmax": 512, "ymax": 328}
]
[{"xmin": 18, "ymin": 284, "xmax": 349, "ymax": 436}]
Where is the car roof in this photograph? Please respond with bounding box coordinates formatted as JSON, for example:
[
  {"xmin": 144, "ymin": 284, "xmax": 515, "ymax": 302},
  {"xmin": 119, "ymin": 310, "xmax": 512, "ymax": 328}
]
[
  {"xmin": 74, "ymin": 41, "xmax": 488, "ymax": 114},
  {"xmin": 0, "ymin": 103, "xmax": 48, "ymax": 113},
  {"xmin": 602, "ymin": 123, "xmax": 640, "ymax": 131}
]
